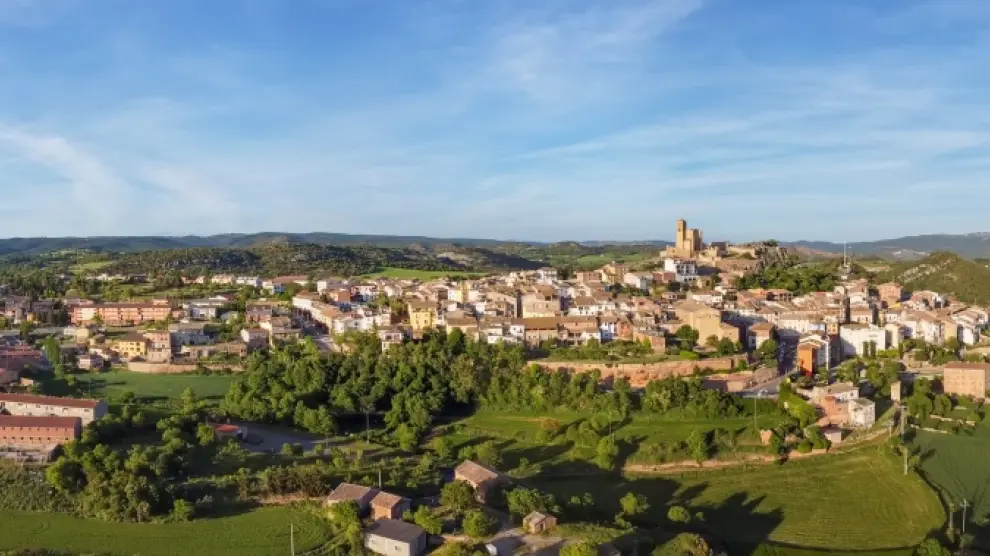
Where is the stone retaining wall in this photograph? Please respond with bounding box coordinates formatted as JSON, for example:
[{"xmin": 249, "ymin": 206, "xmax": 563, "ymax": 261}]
[
  {"xmin": 535, "ymin": 356, "xmax": 745, "ymax": 388},
  {"xmin": 126, "ymin": 362, "xmax": 243, "ymax": 374}
]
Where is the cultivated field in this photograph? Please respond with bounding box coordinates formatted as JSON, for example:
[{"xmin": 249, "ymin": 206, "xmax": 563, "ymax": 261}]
[
  {"xmin": 0, "ymin": 507, "xmax": 331, "ymax": 556},
  {"xmin": 912, "ymin": 425, "xmax": 990, "ymax": 547},
  {"xmin": 533, "ymin": 449, "xmax": 943, "ymax": 553}
]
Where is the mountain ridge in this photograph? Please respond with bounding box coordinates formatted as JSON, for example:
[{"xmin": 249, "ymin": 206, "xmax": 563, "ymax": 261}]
[{"xmin": 0, "ymin": 231, "xmax": 987, "ymax": 259}]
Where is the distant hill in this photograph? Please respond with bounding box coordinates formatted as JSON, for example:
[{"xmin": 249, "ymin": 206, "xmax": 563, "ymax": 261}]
[
  {"xmin": 786, "ymin": 233, "xmax": 990, "ymax": 260},
  {"xmin": 878, "ymin": 252, "xmax": 990, "ymax": 304},
  {"xmin": 0, "ymin": 232, "xmax": 527, "ymax": 256}
]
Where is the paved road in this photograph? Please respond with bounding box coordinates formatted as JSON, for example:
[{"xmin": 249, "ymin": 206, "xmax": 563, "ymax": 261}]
[{"xmin": 739, "ymin": 368, "xmax": 801, "ymax": 397}]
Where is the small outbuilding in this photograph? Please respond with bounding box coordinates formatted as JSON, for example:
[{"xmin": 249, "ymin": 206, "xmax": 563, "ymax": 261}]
[
  {"xmin": 365, "ymin": 519, "xmax": 427, "ymax": 556},
  {"xmin": 523, "ymin": 511, "xmax": 558, "ymax": 534}
]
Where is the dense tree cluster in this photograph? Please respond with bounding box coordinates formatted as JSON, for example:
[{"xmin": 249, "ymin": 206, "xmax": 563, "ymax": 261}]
[
  {"xmin": 222, "ymin": 331, "xmax": 526, "ymax": 445},
  {"xmin": 735, "ymin": 262, "xmax": 837, "ymax": 295},
  {"xmin": 45, "ymin": 390, "xmax": 214, "ymax": 522},
  {"xmin": 642, "ymin": 377, "xmax": 743, "ymax": 419}
]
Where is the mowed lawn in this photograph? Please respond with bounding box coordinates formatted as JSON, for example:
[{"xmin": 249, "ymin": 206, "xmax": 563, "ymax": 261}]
[
  {"xmin": 0, "ymin": 507, "xmax": 331, "ymax": 556},
  {"xmin": 74, "ymin": 370, "xmax": 235, "ymax": 402},
  {"xmin": 532, "ymin": 448, "xmax": 943, "ymax": 553}
]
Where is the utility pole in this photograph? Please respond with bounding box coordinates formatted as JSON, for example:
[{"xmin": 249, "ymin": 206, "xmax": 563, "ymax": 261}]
[
  {"xmin": 949, "ymin": 500, "xmax": 955, "ymax": 534},
  {"xmin": 962, "ymin": 498, "xmax": 970, "ymax": 534},
  {"xmin": 378, "ymin": 467, "xmax": 383, "ymax": 489},
  {"xmin": 365, "ymin": 404, "xmax": 371, "ymax": 443},
  {"xmin": 290, "ymin": 524, "xmax": 295, "ymax": 556}
]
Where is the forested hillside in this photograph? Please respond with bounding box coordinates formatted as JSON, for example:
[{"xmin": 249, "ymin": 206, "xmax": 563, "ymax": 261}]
[
  {"xmin": 879, "ymin": 252, "xmax": 990, "ymax": 304},
  {"xmin": 100, "ymin": 244, "xmax": 470, "ymax": 277}
]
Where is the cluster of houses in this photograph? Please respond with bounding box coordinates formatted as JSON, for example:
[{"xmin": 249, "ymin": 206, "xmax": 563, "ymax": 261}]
[{"xmin": 327, "ymin": 460, "xmax": 555, "ymax": 556}]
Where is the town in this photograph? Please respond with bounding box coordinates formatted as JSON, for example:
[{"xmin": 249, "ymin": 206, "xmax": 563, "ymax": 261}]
[{"xmin": 0, "ymin": 218, "xmax": 984, "ymax": 556}]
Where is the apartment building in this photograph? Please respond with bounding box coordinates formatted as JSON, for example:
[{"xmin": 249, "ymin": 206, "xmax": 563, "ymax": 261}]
[
  {"xmin": 0, "ymin": 415, "xmax": 81, "ymax": 448},
  {"xmin": 943, "ymin": 362, "xmax": 990, "ymax": 399},
  {"xmin": 72, "ymin": 302, "xmax": 172, "ymax": 326},
  {"xmin": 0, "ymin": 393, "xmax": 107, "ymax": 425},
  {"xmin": 407, "ymin": 300, "xmax": 438, "ymax": 332}
]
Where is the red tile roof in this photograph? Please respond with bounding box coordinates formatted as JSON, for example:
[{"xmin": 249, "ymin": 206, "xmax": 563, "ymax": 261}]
[
  {"xmin": 0, "ymin": 393, "xmax": 101, "ymax": 409},
  {"xmin": 0, "ymin": 415, "xmax": 80, "ymax": 429}
]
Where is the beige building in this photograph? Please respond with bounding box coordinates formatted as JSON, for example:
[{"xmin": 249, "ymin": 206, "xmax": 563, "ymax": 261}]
[
  {"xmin": 0, "ymin": 393, "xmax": 107, "ymax": 426},
  {"xmin": 115, "ymin": 332, "xmax": 148, "ymax": 360},
  {"xmin": 407, "ymin": 300, "xmax": 438, "ymax": 333},
  {"xmin": 943, "ymin": 362, "xmax": 990, "ymax": 399},
  {"xmin": 673, "ymin": 300, "xmax": 728, "ymax": 342}
]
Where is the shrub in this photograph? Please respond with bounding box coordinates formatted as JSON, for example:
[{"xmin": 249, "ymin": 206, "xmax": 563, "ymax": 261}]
[
  {"xmin": 461, "ymin": 509, "xmax": 498, "ymax": 538},
  {"xmin": 667, "ymin": 505, "xmax": 692, "ymax": 524}
]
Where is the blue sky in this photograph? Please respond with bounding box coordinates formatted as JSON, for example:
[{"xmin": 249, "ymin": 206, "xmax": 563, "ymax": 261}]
[{"xmin": 0, "ymin": 0, "xmax": 988, "ymax": 242}]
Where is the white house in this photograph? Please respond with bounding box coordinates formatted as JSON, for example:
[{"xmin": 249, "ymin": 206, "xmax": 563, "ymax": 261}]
[
  {"xmin": 663, "ymin": 258, "xmax": 698, "ymax": 283},
  {"xmin": 838, "ymin": 324, "xmax": 888, "ymax": 357},
  {"xmin": 622, "ymin": 272, "xmax": 653, "ymax": 292},
  {"xmin": 848, "ymin": 398, "xmax": 876, "ymax": 428}
]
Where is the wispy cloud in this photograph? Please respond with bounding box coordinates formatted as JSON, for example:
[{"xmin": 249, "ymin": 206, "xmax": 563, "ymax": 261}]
[{"xmin": 0, "ymin": 0, "xmax": 987, "ymax": 241}]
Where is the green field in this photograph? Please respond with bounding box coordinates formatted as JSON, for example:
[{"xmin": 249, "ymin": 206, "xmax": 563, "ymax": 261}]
[
  {"xmin": 0, "ymin": 507, "xmax": 330, "ymax": 556},
  {"xmin": 453, "ymin": 409, "xmax": 781, "ymax": 467},
  {"xmin": 68, "ymin": 260, "xmax": 112, "ymax": 273},
  {"xmin": 533, "ymin": 449, "xmax": 943, "ymax": 553},
  {"xmin": 71, "ymin": 370, "xmax": 235, "ymax": 402},
  {"xmin": 359, "ymin": 267, "xmax": 486, "ymax": 280},
  {"xmin": 912, "ymin": 426, "xmax": 990, "ymax": 543}
]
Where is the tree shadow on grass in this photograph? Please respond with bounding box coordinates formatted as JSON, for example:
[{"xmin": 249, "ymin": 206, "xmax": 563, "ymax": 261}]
[{"xmin": 504, "ymin": 442, "xmax": 574, "ymax": 470}]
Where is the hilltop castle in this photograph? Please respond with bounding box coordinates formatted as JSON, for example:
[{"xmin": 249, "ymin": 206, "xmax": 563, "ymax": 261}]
[{"xmin": 664, "ymin": 219, "xmax": 728, "ymax": 261}]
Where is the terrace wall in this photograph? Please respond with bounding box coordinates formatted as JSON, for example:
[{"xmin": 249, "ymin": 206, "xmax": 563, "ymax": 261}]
[{"xmin": 536, "ymin": 356, "xmax": 746, "ymax": 388}]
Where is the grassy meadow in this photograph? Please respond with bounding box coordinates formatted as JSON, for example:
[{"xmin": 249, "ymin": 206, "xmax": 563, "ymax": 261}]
[
  {"xmin": 0, "ymin": 506, "xmax": 330, "ymax": 556},
  {"xmin": 533, "ymin": 448, "xmax": 942, "ymax": 553},
  {"xmin": 67, "ymin": 370, "xmax": 235, "ymax": 403},
  {"xmin": 449, "ymin": 410, "xmax": 943, "ymax": 554}
]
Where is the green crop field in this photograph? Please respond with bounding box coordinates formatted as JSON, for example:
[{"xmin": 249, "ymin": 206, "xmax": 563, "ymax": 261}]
[
  {"xmin": 359, "ymin": 267, "xmax": 486, "ymax": 280},
  {"xmin": 72, "ymin": 370, "xmax": 235, "ymax": 402},
  {"xmin": 912, "ymin": 427, "xmax": 990, "ymax": 537},
  {"xmin": 531, "ymin": 448, "xmax": 943, "ymax": 553},
  {"xmin": 0, "ymin": 507, "xmax": 330, "ymax": 556}
]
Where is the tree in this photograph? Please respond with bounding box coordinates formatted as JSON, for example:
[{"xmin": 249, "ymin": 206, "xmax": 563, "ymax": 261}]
[
  {"xmin": 196, "ymin": 423, "xmax": 216, "ymax": 447},
  {"xmin": 914, "ymin": 538, "xmax": 951, "ymax": 556},
  {"xmin": 43, "ymin": 335, "xmax": 62, "ymax": 367},
  {"xmin": 474, "ymin": 441, "xmax": 502, "ymax": 468},
  {"xmin": 595, "ymin": 436, "xmax": 619, "ymax": 470},
  {"xmin": 412, "ymin": 506, "xmax": 443, "ymax": 535},
  {"xmin": 506, "ymin": 487, "xmax": 559, "ymax": 518},
  {"xmin": 560, "ymin": 543, "xmax": 598, "ymax": 556},
  {"xmin": 667, "ymin": 505, "xmax": 692, "ymax": 524},
  {"xmin": 432, "ymin": 436, "xmax": 454, "ymax": 461},
  {"xmin": 619, "ymin": 492, "xmax": 650, "ymax": 518},
  {"xmin": 686, "ymin": 430, "xmax": 710, "ymax": 464},
  {"xmin": 440, "ymin": 480, "xmax": 476, "ymax": 512},
  {"xmin": 171, "ymin": 499, "xmax": 195, "ymax": 521},
  {"xmin": 704, "ymin": 336, "xmax": 719, "ymax": 349},
  {"xmin": 461, "ymin": 509, "xmax": 498, "ymax": 538},
  {"xmin": 756, "ymin": 339, "xmax": 779, "ymax": 364},
  {"xmin": 676, "ymin": 326, "xmax": 700, "ymax": 350}
]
